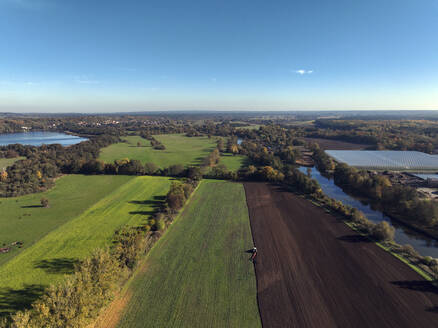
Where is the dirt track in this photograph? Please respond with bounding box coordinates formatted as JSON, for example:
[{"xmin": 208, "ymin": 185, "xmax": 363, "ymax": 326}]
[{"xmin": 244, "ymin": 182, "xmax": 438, "ymax": 328}]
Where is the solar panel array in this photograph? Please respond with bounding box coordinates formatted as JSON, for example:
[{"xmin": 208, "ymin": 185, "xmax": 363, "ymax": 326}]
[{"xmin": 326, "ymin": 150, "xmax": 438, "ymax": 170}]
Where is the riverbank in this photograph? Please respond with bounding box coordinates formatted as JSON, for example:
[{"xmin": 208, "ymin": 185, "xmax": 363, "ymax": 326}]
[
  {"xmin": 301, "ymin": 166, "xmax": 438, "ymax": 258},
  {"xmin": 298, "ymin": 189, "xmax": 438, "ymax": 281}
]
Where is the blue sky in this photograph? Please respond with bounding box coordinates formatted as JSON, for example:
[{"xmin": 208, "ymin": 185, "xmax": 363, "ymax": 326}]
[{"xmin": 0, "ymin": 0, "xmax": 437, "ymax": 112}]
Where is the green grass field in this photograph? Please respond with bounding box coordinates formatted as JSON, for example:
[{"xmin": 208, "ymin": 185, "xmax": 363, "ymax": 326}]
[
  {"xmin": 0, "ymin": 176, "xmax": 171, "ymax": 316},
  {"xmin": 219, "ymin": 153, "xmax": 248, "ymax": 171},
  {"xmin": 99, "ymin": 134, "xmax": 218, "ymax": 168},
  {"xmin": 0, "ymin": 175, "xmax": 133, "ymax": 266},
  {"xmin": 115, "ymin": 180, "xmax": 261, "ymax": 328},
  {"xmin": 0, "ymin": 157, "xmax": 25, "ymax": 170}
]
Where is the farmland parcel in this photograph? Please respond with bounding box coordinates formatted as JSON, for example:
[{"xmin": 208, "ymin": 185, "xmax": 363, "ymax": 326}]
[
  {"xmin": 0, "ymin": 175, "xmax": 133, "ymax": 266},
  {"xmin": 326, "ymin": 150, "xmax": 438, "ymax": 170},
  {"xmin": 110, "ymin": 180, "xmax": 261, "ymax": 328},
  {"xmin": 99, "ymin": 134, "xmax": 217, "ymax": 168},
  {"xmin": 0, "ymin": 176, "xmax": 171, "ymax": 317},
  {"xmin": 244, "ymin": 182, "xmax": 438, "ymax": 327}
]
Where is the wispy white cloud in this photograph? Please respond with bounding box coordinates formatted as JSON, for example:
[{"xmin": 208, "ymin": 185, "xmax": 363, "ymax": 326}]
[
  {"xmin": 115, "ymin": 67, "xmax": 137, "ymax": 72},
  {"xmin": 293, "ymin": 69, "xmax": 314, "ymax": 75},
  {"xmin": 73, "ymin": 75, "xmax": 100, "ymax": 84}
]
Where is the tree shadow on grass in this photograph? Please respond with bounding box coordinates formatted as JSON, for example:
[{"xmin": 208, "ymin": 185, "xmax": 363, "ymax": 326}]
[
  {"xmin": 20, "ymin": 205, "xmax": 43, "ymax": 208},
  {"xmin": 337, "ymin": 235, "xmax": 371, "ymax": 243},
  {"xmin": 0, "ymin": 284, "xmax": 45, "ymax": 319},
  {"xmin": 129, "ymin": 196, "xmax": 165, "ymax": 215},
  {"xmin": 129, "ymin": 210, "xmax": 157, "ymax": 216},
  {"xmin": 34, "ymin": 258, "xmax": 79, "ymax": 275},
  {"xmin": 391, "ymin": 280, "xmax": 438, "ymax": 295}
]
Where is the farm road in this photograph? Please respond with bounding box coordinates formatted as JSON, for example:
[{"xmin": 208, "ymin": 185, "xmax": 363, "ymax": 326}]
[{"xmin": 244, "ymin": 182, "xmax": 438, "ymax": 328}]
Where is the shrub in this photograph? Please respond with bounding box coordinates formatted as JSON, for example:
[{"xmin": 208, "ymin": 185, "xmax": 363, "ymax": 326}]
[
  {"xmin": 153, "ymin": 144, "xmax": 165, "ymax": 150},
  {"xmin": 401, "ymin": 244, "xmax": 418, "ymax": 257},
  {"xmin": 182, "ymin": 183, "xmax": 194, "ymax": 199},
  {"xmin": 40, "ymin": 197, "xmax": 49, "ymax": 208},
  {"xmin": 144, "ymin": 162, "xmax": 158, "ymax": 175},
  {"xmin": 167, "ymin": 164, "xmax": 185, "ymax": 177},
  {"xmin": 422, "ymin": 256, "xmax": 434, "ymax": 266},
  {"xmin": 371, "ymin": 221, "xmax": 395, "ymax": 241},
  {"xmin": 155, "ymin": 218, "xmax": 166, "ymax": 231}
]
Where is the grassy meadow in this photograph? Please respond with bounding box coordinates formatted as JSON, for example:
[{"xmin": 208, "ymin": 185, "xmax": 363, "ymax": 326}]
[
  {"xmin": 114, "ymin": 180, "xmax": 261, "ymax": 328},
  {"xmin": 0, "ymin": 157, "xmax": 25, "ymax": 170},
  {"xmin": 219, "ymin": 153, "xmax": 248, "ymax": 171},
  {"xmin": 0, "ymin": 175, "xmax": 133, "ymax": 266},
  {"xmin": 99, "ymin": 134, "xmax": 217, "ymax": 168},
  {"xmin": 0, "ymin": 176, "xmax": 171, "ymax": 317}
]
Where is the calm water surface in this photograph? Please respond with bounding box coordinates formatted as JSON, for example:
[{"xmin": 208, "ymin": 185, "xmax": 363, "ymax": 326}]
[
  {"xmin": 299, "ymin": 166, "xmax": 438, "ymax": 258},
  {"xmin": 0, "ymin": 132, "xmax": 88, "ymax": 146}
]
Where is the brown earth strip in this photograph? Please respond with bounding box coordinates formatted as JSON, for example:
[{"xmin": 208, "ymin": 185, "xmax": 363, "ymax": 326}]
[
  {"xmin": 244, "ymin": 182, "xmax": 438, "ymax": 328},
  {"xmin": 91, "ymin": 291, "xmax": 132, "ymax": 328},
  {"xmin": 304, "ymin": 137, "xmax": 371, "ymax": 150}
]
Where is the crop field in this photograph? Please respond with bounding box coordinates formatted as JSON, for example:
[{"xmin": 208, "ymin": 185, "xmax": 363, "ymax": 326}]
[
  {"xmin": 110, "ymin": 180, "xmax": 261, "ymax": 328},
  {"xmin": 0, "ymin": 157, "xmax": 25, "ymax": 170},
  {"xmin": 218, "ymin": 153, "xmax": 248, "ymax": 171},
  {"xmin": 99, "ymin": 134, "xmax": 217, "ymax": 168},
  {"xmin": 327, "ymin": 150, "xmax": 438, "ymax": 170},
  {"xmin": 0, "ymin": 176, "xmax": 171, "ymax": 317},
  {"xmin": 0, "ymin": 174, "xmax": 133, "ymax": 266},
  {"xmin": 244, "ymin": 182, "xmax": 438, "ymax": 327}
]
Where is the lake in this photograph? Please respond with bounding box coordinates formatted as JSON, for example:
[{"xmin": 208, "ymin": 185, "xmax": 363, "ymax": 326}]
[
  {"xmin": 299, "ymin": 166, "xmax": 438, "ymax": 258},
  {"xmin": 0, "ymin": 132, "xmax": 88, "ymax": 146}
]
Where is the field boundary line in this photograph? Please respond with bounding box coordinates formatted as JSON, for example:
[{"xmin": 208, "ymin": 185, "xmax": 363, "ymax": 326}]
[{"xmin": 242, "ymin": 182, "xmax": 264, "ymax": 328}]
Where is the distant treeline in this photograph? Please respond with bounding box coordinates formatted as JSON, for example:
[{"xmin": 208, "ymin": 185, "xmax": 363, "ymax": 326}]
[{"xmin": 0, "ymin": 135, "xmax": 120, "ymax": 197}]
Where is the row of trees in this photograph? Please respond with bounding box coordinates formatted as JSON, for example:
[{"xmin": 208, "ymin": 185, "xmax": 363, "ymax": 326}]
[
  {"xmin": 333, "ymin": 163, "xmax": 438, "ymax": 229},
  {"xmin": 309, "ymin": 119, "xmax": 438, "ymax": 153}
]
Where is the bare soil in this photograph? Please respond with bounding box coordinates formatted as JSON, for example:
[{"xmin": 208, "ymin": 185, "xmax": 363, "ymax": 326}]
[
  {"xmin": 244, "ymin": 182, "xmax": 438, "ymax": 328},
  {"xmin": 304, "ymin": 137, "xmax": 371, "ymax": 150}
]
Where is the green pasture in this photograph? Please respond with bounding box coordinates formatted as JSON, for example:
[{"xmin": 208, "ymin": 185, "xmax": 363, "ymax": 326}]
[
  {"xmin": 116, "ymin": 180, "xmax": 261, "ymax": 328},
  {"xmin": 219, "ymin": 153, "xmax": 248, "ymax": 171},
  {"xmin": 0, "ymin": 176, "xmax": 171, "ymax": 317},
  {"xmin": 0, "ymin": 175, "xmax": 133, "ymax": 266},
  {"xmin": 99, "ymin": 134, "xmax": 217, "ymax": 168},
  {"xmin": 0, "ymin": 157, "xmax": 25, "ymax": 170}
]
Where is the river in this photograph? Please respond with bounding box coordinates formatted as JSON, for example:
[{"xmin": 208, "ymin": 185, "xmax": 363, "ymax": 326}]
[
  {"xmin": 299, "ymin": 166, "xmax": 438, "ymax": 258},
  {"xmin": 0, "ymin": 132, "xmax": 88, "ymax": 146}
]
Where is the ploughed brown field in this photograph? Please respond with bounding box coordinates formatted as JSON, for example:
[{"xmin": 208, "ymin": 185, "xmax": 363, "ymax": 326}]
[
  {"xmin": 244, "ymin": 182, "xmax": 438, "ymax": 328},
  {"xmin": 304, "ymin": 137, "xmax": 371, "ymax": 150}
]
